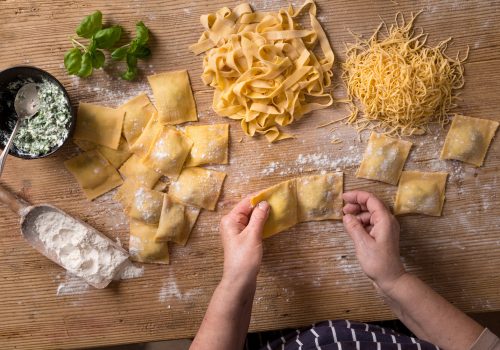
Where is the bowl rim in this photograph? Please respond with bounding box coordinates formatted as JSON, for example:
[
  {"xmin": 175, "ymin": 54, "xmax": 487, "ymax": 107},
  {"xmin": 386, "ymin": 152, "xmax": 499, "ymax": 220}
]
[{"xmin": 0, "ymin": 65, "xmax": 76, "ymax": 159}]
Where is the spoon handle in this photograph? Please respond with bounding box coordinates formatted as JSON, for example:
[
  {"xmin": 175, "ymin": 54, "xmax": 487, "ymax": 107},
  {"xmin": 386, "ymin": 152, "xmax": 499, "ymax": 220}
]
[
  {"xmin": 0, "ymin": 119, "xmax": 22, "ymax": 177},
  {"xmin": 0, "ymin": 183, "xmax": 30, "ymax": 217}
]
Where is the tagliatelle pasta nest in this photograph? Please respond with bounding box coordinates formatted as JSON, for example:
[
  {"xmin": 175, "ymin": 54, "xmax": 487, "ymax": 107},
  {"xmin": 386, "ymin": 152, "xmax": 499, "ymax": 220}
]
[
  {"xmin": 343, "ymin": 11, "xmax": 467, "ymax": 136},
  {"xmin": 190, "ymin": 0, "xmax": 334, "ymax": 142}
]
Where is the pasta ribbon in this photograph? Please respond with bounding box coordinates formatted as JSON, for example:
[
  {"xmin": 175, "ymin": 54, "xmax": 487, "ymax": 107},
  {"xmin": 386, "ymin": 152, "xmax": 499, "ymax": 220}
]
[{"xmin": 190, "ymin": 0, "xmax": 334, "ymax": 142}]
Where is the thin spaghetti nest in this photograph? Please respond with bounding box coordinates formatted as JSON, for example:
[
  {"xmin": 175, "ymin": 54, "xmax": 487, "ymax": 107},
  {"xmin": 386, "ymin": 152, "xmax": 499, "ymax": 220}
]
[
  {"xmin": 343, "ymin": 11, "xmax": 467, "ymax": 136},
  {"xmin": 190, "ymin": 0, "xmax": 334, "ymax": 142}
]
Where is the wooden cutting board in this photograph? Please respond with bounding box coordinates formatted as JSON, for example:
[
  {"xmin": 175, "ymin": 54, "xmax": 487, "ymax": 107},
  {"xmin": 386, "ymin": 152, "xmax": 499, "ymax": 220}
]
[{"xmin": 0, "ymin": 0, "xmax": 499, "ymax": 348}]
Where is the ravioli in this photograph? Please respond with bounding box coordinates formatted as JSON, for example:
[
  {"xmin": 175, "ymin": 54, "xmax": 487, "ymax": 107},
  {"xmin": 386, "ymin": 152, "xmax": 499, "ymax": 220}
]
[
  {"xmin": 169, "ymin": 167, "xmax": 226, "ymax": 210},
  {"xmin": 120, "ymin": 93, "xmax": 157, "ymax": 146},
  {"xmin": 155, "ymin": 195, "xmax": 200, "ymax": 245},
  {"xmin": 185, "ymin": 124, "xmax": 229, "ymax": 166},
  {"xmin": 129, "ymin": 114, "xmax": 162, "ymax": 158},
  {"xmin": 129, "ymin": 219, "xmax": 170, "ymax": 264},
  {"xmin": 119, "ymin": 154, "xmax": 162, "ymax": 189},
  {"xmin": 394, "ymin": 171, "xmax": 448, "ymax": 216},
  {"xmin": 147, "ymin": 70, "xmax": 198, "ymax": 125},
  {"xmin": 115, "ymin": 179, "xmax": 164, "ymax": 224},
  {"xmin": 64, "ymin": 150, "xmax": 123, "ymax": 200},
  {"xmin": 74, "ymin": 137, "xmax": 132, "ymax": 169},
  {"xmin": 250, "ymin": 180, "xmax": 298, "ymax": 239},
  {"xmin": 142, "ymin": 126, "xmax": 193, "ymax": 178},
  {"xmin": 74, "ymin": 102, "xmax": 124, "ymax": 150},
  {"xmin": 296, "ymin": 173, "xmax": 343, "ymax": 222},
  {"xmin": 440, "ymin": 114, "xmax": 499, "ymax": 167},
  {"xmin": 357, "ymin": 132, "xmax": 412, "ymax": 185}
]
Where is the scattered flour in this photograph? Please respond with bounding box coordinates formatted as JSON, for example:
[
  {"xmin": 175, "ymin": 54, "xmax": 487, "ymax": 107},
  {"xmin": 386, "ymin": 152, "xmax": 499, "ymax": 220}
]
[
  {"xmin": 35, "ymin": 211, "xmax": 129, "ymax": 286},
  {"xmin": 158, "ymin": 279, "xmax": 203, "ymax": 303}
]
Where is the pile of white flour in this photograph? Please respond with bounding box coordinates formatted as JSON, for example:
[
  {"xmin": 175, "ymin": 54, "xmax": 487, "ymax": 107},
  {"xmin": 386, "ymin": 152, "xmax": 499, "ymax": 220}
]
[{"xmin": 34, "ymin": 211, "xmax": 129, "ymax": 285}]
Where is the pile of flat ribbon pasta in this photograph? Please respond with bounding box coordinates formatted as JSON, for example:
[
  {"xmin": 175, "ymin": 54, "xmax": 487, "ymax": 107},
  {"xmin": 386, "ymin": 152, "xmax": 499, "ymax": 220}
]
[{"xmin": 190, "ymin": 0, "xmax": 334, "ymax": 142}]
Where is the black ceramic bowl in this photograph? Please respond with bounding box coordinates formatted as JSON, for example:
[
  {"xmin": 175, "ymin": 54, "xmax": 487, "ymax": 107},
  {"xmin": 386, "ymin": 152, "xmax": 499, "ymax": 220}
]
[{"xmin": 0, "ymin": 66, "xmax": 76, "ymax": 159}]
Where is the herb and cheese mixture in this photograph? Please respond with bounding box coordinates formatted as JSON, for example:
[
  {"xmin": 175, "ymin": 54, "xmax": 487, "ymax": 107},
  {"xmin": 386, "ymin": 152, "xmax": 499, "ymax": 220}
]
[{"xmin": 9, "ymin": 80, "xmax": 71, "ymax": 156}]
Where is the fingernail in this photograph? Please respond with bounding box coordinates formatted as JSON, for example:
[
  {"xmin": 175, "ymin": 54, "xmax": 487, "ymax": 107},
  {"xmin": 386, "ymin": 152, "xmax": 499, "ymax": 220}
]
[{"xmin": 258, "ymin": 201, "xmax": 269, "ymax": 211}]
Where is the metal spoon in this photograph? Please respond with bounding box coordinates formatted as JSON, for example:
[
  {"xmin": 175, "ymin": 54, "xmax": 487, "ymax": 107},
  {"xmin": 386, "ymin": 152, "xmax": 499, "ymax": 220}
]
[{"xmin": 0, "ymin": 83, "xmax": 40, "ymax": 176}]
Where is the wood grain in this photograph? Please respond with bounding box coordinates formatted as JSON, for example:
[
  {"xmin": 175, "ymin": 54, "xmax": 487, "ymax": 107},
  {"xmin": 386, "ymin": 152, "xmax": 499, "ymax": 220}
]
[{"xmin": 0, "ymin": 0, "xmax": 499, "ymax": 348}]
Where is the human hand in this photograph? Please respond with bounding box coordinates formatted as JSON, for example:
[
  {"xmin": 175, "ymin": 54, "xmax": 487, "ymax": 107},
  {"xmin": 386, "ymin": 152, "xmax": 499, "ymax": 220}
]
[
  {"xmin": 219, "ymin": 196, "xmax": 270, "ymax": 287},
  {"xmin": 342, "ymin": 191, "xmax": 406, "ymax": 293}
]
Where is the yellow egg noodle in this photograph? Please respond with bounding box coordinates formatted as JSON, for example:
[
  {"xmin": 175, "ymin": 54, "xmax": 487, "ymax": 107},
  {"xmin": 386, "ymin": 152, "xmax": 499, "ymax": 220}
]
[
  {"xmin": 190, "ymin": 0, "xmax": 334, "ymax": 142},
  {"xmin": 343, "ymin": 11, "xmax": 467, "ymax": 136}
]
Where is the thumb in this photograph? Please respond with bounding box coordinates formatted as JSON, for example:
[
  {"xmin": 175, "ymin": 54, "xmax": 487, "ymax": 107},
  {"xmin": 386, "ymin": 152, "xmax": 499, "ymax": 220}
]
[
  {"xmin": 343, "ymin": 214, "xmax": 372, "ymax": 249},
  {"xmin": 246, "ymin": 201, "xmax": 270, "ymax": 238}
]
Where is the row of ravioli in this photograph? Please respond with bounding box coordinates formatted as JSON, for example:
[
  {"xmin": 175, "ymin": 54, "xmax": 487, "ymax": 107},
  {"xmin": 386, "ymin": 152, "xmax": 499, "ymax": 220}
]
[
  {"xmin": 356, "ymin": 114, "xmax": 498, "ymax": 217},
  {"xmin": 64, "ymin": 70, "xmax": 229, "ymax": 264},
  {"xmin": 252, "ymin": 114, "xmax": 498, "ymax": 238}
]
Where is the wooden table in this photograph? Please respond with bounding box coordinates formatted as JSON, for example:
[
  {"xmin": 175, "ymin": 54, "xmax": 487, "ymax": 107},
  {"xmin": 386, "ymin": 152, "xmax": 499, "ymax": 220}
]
[{"xmin": 1, "ymin": 0, "xmax": 499, "ymax": 348}]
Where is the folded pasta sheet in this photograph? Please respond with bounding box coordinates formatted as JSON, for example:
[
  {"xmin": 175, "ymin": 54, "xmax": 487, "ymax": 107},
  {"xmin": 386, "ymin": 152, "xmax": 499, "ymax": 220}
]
[{"xmin": 129, "ymin": 220, "xmax": 170, "ymax": 264}]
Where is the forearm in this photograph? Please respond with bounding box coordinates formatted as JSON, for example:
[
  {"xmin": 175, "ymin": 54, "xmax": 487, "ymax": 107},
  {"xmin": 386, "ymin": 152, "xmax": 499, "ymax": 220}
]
[
  {"xmin": 378, "ymin": 272, "xmax": 483, "ymax": 350},
  {"xmin": 190, "ymin": 277, "xmax": 256, "ymax": 350}
]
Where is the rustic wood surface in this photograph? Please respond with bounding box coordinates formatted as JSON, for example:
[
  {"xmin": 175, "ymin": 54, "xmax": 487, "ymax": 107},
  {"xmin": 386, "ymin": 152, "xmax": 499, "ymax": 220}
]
[{"xmin": 1, "ymin": 0, "xmax": 499, "ymax": 348}]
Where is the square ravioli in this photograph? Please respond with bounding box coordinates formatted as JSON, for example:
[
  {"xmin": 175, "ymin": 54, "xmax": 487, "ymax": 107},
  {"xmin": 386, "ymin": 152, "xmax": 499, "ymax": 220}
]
[
  {"xmin": 185, "ymin": 124, "xmax": 229, "ymax": 166},
  {"xmin": 155, "ymin": 195, "xmax": 200, "ymax": 245},
  {"xmin": 250, "ymin": 180, "xmax": 298, "ymax": 239},
  {"xmin": 120, "ymin": 93, "xmax": 157, "ymax": 146},
  {"xmin": 357, "ymin": 132, "xmax": 412, "ymax": 185},
  {"xmin": 142, "ymin": 126, "xmax": 193, "ymax": 178},
  {"xmin": 147, "ymin": 70, "xmax": 198, "ymax": 125},
  {"xmin": 119, "ymin": 155, "xmax": 162, "ymax": 189},
  {"xmin": 64, "ymin": 150, "xmax": 123, "ymax": 200},
  {"xmin": 129, "ymin": 219, "xmax": 170, "ymax": 264},
  {"xmin": 74, "ymin": 137, "xmax": 131, "ymax": 169},
  {"xmin": 296, "ymin": 173, "xmax": 343, "ymax": 222},
  {"xmin": 115, "ymin": 179, "xmax": 164, "ymax": 224},
  {"xmin": 440, "ymin": 114, "xmax": 499, "ymax": 167},
  {"xmin": 129, "ymin": 115, "xmax": 162, "ymax": 158},
  {"xmin": 74, "ymin": 102, "xmax": 124, "ymax": 150},
  {"xmin": 169, "ymin": 167, "xmax": 226, "ymax": 210},
  {"xmin": 394, "ymin": 171, "xmax": 448, "ymax": 216}
]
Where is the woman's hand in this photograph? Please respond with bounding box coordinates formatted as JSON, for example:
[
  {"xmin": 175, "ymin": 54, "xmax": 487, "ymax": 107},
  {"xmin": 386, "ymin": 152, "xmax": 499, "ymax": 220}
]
[
  {"xmin": 219, "ymin": 196, "xmax": 270, "ymax": 287},
  {"xmin": 342, "ymin": 190, "xmax": 406, "ymax": 293}
]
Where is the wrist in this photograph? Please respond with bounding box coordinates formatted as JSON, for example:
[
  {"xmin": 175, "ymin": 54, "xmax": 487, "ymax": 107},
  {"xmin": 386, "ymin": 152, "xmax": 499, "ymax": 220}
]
[
  {"xmin": 374, "ymin": 270, "xmax": 410, "ymax": 297},
  {"xmin": 221, "ymin": 270, "xmax": 258, "ymax": 291}
]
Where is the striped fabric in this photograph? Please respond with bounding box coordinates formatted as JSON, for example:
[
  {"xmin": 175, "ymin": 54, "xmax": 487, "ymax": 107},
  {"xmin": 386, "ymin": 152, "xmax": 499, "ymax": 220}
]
[{"xmin": 250, "ymin": 320, "xmax": 439, "ymax": 350}]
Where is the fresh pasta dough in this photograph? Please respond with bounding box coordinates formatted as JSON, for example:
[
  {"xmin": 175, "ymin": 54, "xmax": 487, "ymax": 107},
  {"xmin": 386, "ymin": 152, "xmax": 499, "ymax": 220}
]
[
  {"xmin": 250, "ymin": 180, "xmax": 298, "ymax": 238},
  {"xmin": 74, "ymin": 137, "xmax": 132, "ymax": 169},
  {"xmin": 357, "ymin": 132, "xmax": 412, "ymax": 185},
  {"xmin": 147, "ymin": 70, "xmax": 198, "ymax": 125},
  {"xmin": 440, "ymin": 114, "xmax": 499, "ymax": 167},
  {"xmin": 129, "ymin": 114, "xmax": 162, "ymax": 158},
  {"xmin": 169, "ymin": 167, "xmax": 226, "ymax": 210},
  {"xmin": 120, "ymin": 93, "xmax": 157, "ymax": 147},
  {"xmin": 296, "ymin": 173, "xmax": 343, "ymax": 222},
  {"xmin": 185, "ymin": 124, "xmax": 229, "ymax": 166},
  {"xmin": 394, "ymin": 171, "xmax": 448, "ymax": 216},
  {"xmin": 155, "ymin": 195, "xmax": 200, "ymax": 245},
  {"xmin": 74, "ymin": 102, "xmax": 124, "ymax": 150},
  {"xmin": 64, "ymin": 150, "xmax": 123, "ymax": 200},
  {"xmin": 142, "ymin": 126, "xmax": 193, "ymax": 178},
  {"xmin": 190, "ymin": 1, "xmax": 334, "ymax": 142},
  {"xmin": 129, "ymin": 219, "xmax": 170, "ymax": 264},
  {"xmin": 115, "ymin": 179, "xmax": 164, "ymax": 224},
  {"xmin": 119, "ymin": 155, "xmax": 162, "ymax": 189}
]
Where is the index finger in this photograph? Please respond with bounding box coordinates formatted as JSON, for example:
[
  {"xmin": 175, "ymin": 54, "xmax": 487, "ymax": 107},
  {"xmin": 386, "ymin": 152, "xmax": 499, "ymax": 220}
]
[
  {"xmin": 342, "ymin": 191, "xmax": 389, "ymax": 216},
  {"xmin": 228, "ymin": 195, "xmax": 254, "ymax": 217}
]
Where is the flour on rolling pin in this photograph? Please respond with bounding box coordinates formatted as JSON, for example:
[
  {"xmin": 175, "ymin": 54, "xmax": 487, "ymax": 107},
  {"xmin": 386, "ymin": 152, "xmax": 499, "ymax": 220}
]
[{"xmin": 34, "ymin": 211, "xmax": 129, "ymax": 286}]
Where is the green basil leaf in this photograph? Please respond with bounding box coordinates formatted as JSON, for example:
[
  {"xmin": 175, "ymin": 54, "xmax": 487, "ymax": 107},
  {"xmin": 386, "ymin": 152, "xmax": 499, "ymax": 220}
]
[
  {"xmin": 133, "ymin": 46, "xmax": 151, "ymax": 59},
  {"xmin": 76, "ymin": 11, "xmax": 102, "ymax": 39},
  {"xmin": 121, "ymin": 66, "xmax": 138, "ymax": 81},
  {"xmin": 78, "ymin": 52, "xmax": 93, "ymax": 77},
  {"xmin": 94, "ymin": 26, "xmax": 122, "ymax": 49},
  {"xmin": 135, "ymin": 21, "xmax": 149, "ymax": 46},
  {"xmin": 111, "ymin": 46, "xmax": 128, "ymax": 61},
  {"xmin": 91, "ymin": 50, "xmax": 105, "ymax": 68},
  {"xmin": 64, "ymin": 48, "xmax": 82, "ymax": 75},
  {"xmin": 126, "ymin": 53, "xmax": 138, "ymax": 67}
]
